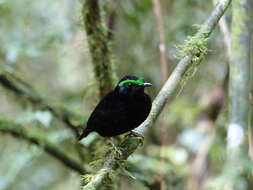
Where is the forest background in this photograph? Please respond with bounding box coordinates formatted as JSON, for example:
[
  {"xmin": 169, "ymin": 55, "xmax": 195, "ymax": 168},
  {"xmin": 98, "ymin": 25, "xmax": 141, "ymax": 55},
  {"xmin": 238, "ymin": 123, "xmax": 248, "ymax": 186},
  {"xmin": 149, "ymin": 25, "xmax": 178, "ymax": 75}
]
[{"xmin": 0, "ymin": 0, "xmax": 252, "ymax": 190}]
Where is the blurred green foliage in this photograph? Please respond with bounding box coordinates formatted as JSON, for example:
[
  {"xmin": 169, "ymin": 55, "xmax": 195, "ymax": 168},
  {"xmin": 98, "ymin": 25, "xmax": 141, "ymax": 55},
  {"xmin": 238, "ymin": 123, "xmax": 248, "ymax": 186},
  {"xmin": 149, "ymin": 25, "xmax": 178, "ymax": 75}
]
[{"xmin": 0, "ymin": 0, "xmax": 251, "ymax": 190}]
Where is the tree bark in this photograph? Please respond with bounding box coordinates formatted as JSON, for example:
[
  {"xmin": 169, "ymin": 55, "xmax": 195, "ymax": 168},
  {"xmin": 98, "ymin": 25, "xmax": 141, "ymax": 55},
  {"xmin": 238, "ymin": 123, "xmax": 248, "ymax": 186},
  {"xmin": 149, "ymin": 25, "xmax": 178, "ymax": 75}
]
[{"xmin": 82, "ymin": 0, "xmax": 116, "ymax": 98}]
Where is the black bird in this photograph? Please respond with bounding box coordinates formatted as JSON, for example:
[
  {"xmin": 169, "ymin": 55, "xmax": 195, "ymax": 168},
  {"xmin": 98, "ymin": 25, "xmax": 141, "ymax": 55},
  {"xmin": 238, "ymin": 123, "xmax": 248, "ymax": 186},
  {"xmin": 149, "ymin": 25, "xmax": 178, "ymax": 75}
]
[{"xmin": 78, "ymin": 75, "xmax": 152, "ymax": 140}]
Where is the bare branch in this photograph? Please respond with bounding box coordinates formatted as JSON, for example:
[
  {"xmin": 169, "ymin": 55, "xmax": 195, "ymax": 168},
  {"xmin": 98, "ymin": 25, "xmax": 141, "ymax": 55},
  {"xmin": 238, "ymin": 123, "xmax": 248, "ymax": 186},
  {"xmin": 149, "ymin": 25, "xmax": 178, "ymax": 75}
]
[
  {"xmin": 188, "ymin": 86, "xmax": 225, "ymax": 189},
  {"xmin": 152, "ymin": 1, "xmax": 171, "ymax": 188},
  {"xmin": 153, "ymin": 0, "xmax": 169, "ymax": 82},
  {"xmin": 213, "ymin": 0, "xmax": 231, "ymax": 59}
]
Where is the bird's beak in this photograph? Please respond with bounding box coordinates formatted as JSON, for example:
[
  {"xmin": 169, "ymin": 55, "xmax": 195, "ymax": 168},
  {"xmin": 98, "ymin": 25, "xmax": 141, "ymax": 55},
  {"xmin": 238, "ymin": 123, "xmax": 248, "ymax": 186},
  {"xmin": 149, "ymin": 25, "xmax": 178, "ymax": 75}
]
[{"xmin": 143, "ymin": 82, "xmax": 152, "ymax": 87}]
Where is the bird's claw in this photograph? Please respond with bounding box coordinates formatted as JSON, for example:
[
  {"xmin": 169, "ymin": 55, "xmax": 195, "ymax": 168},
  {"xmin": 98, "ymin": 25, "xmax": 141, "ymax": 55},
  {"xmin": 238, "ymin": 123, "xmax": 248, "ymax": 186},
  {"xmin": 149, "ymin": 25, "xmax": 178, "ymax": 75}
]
[
  {"xmin": 125, "ymin": 131, "xmax": 144, "ymax": 146},
  {"xmin": 108, "ymin": 138, "xmax": 123, "ymax": 158},
  {"xmin": 113, "ymin": 146, "xmax": 123, "ymax": 158}
]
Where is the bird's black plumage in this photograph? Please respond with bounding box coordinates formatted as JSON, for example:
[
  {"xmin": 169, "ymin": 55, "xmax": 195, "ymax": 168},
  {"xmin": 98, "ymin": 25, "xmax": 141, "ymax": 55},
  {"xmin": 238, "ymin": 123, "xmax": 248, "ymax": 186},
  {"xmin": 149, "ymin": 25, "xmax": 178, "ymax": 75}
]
[{"xmin": 78, "ymin": 75, "xmax": 152, "ymax": 140}]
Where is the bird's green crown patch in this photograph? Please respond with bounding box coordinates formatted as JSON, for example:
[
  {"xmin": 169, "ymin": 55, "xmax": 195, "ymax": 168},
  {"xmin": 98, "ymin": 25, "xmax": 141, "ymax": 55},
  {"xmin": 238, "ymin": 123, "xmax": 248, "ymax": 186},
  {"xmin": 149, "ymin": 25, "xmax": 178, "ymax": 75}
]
[{"xmin": 118, "ymin": 77, "xmax": 145, "ymax": 87}]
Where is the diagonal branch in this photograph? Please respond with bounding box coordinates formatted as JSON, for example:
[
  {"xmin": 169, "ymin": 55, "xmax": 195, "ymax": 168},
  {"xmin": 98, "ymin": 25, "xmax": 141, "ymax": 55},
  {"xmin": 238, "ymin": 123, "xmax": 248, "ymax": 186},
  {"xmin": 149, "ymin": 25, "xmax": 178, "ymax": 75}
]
[
  {"xmin": 0, "ymin": 69, "xmax": 82, "ymax": 137},
  {"xmin": 0, "ymin": 117, "xmax": 86, "ymax": 174},
  {"xmin": 136, "ymin": 0, "xmax": 231, "ymax": 134},
  {"xmin": 81, "ymin": 0, "xmax": 232, "ymax": 189}
]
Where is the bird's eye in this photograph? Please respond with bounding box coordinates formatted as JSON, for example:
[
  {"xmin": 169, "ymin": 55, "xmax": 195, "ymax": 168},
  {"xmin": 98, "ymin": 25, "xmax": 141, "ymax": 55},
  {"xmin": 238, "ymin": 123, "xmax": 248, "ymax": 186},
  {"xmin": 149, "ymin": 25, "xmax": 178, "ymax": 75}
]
[{"xmin": 126, "ymin": 83, "xmax": 132, "ymax": 87}]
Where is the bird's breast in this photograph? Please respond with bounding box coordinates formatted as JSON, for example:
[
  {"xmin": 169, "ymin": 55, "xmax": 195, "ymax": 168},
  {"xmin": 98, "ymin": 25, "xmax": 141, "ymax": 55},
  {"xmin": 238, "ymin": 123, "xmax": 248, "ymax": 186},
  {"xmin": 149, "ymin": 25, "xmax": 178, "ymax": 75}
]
[{"xmin": 129, "ymin": 95, "xmax": 151, "ymax": 120}]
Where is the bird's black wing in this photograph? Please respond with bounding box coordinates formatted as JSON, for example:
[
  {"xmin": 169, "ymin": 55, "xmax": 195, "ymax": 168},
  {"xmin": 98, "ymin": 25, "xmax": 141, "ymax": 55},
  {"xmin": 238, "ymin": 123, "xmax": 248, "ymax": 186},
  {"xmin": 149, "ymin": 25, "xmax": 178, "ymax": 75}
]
[{"xmin": 86, "ymin": 91, "xmax": 130, "ymax": 136}]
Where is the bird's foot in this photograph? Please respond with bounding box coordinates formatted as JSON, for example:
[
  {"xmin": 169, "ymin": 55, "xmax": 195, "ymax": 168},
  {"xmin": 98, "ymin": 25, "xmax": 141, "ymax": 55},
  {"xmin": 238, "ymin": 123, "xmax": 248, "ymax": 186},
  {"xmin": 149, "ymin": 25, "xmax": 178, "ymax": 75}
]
[
  {"xmin": 125, "ymin": 131, "xmax": 144, "ymax": 146},
  {"xmin": 109, "ymin": 137, "xmax": 122, "ymax": 158}
]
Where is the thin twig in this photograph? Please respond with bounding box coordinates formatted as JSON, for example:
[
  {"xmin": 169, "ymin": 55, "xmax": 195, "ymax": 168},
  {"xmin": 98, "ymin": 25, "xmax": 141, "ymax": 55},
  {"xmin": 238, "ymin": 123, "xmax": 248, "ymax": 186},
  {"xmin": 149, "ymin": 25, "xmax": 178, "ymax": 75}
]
[
  {"xmin": 212, "ymin": 0, "xmax": 231, "ymax": 59},
  {"xmin": 153, "ymin": 0, "xmax": 169, "ymax": 82},
  {"xmin": 81, "ymin": 0, "xmax": 232, "ymax": 189},
  {"xmin": 188, "ymin": 0, "xmax": 231, "ymax": 183},
  {"xmin": 188, "ymin": 86, "xmax": 225, "ymax": 190},
  {"xmin": 248, "ymin": 125, "xmax": 253, "ymax": 160},
  {"xmin": 153, "ymin": 0, "xmax": 170, "ymax": 189},
  {"xmin": 107, "ymin": 10, "xmax": 116, "ymax": 41}
]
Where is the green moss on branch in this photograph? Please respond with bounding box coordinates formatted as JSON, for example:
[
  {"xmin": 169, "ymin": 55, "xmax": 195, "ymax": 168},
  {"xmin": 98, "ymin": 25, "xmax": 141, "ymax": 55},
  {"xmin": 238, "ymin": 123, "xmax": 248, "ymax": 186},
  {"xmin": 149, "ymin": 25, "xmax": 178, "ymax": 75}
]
[
  {"xmin": 82, "ymin": 136, "xmax": 141, "ymax": 189},
  {"xmin": 82, "ymin": 0, "xmax": 116, "ymax": 97}
]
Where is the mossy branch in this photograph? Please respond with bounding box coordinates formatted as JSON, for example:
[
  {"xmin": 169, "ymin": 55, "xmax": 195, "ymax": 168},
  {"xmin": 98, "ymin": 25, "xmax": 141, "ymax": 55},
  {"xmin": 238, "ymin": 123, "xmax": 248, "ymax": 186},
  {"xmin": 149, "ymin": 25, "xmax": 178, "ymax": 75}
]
[
  {"xmin": 136, "ymin": 0, "xmax": 231, "ymax": 133},
  {"xmin": 81, "ymin": 0, "xmax": 231, "ymax": 189},
  {"xmin": 219, "ymin": 0, "xmax": 252, "ymax": 186},
  {"xmin": 0, "ymin": 69, "xmax": 82, "ymax": 138},
  {"xmin": 227, "ymin": 0, "xmax": 252, "ymax": 150},
  {"xmin": 0, "ymin": 117, "xmax": 86, "ymax": 174},
  {"xmin": 82, "ymin": 0, "xmax": 115, "ymax": 97}
]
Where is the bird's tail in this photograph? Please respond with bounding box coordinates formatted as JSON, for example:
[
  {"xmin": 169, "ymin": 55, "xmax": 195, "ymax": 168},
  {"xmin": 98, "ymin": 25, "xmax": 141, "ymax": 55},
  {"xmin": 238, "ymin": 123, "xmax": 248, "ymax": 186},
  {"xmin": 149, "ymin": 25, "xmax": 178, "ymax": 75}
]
[{"xmin": 78, "ymin": 128, "xmax": 92, "ymax": 141}]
